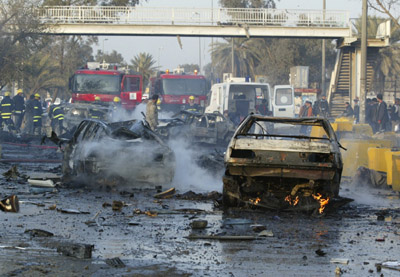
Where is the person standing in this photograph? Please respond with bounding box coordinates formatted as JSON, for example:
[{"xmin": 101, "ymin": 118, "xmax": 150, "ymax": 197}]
[
  {"xmin": 32, "ymin": 93, "xmax": 43, "ymax": 135},
  {"xmin": 299, "ymin": 100, "xmax": 313, "ymax": 134},
  {"xmin": 146, "ymin": 94, "xmax": 159, "ymax": 130},
  {"xmin": 184, "ymin": 96, "xmax": 201, "ymax": 112},
  {"xmin": 1, "ymin": 91, "xmax": 15, "ymax": 131},
  {"xmin": 317, "ymin": 95, "xmax": 330, "ymax": 117},
  {"xmin": 391, "ymin": 98, "xmax": 400, "ymax": 131},
  {"xmin": 48, "ymin": 98, "xmax": 64, "ymax": 135},
  {"xmin": 353, "ymin": 98, "xmax": 360, "ymax": 123},
  {"xmin": 13, "ymin": 89, "xmax": 25, "ymax": 132},
  {"xmin": 256, "ymin": 99, "xmax": 270, "ymax": 116},
  {"xmin": 375, "ymin": 93, "xmax": 389, "ymax": 132},
  {"xmin": 89, "ymin": 96, "xmax": 106, "ymax": 120}
]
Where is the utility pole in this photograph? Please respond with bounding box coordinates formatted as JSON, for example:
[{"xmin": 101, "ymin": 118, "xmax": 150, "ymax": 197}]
[
  {"xmin": 231, "ymin": 38, "xmax": 234, "ymax": 76},
  {"xmin": 360, "ymin": 0, "xmax": 368, "ymax": 123},
  {"xmin": 321, "ymin": 0, "xmax": 326, "ymax": 96}
]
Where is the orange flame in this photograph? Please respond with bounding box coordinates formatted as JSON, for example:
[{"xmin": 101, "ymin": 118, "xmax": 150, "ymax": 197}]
[
  {"xmin": 284, "ymin": 195, "xmax": 299, "ymax": 206},
  {"xmin": 250, "ymin": 197, "xmax": 261, "ymax": 205},
  {"xmin": 312, "ymin": 193, "xmax": 330, "ymax": 214}
]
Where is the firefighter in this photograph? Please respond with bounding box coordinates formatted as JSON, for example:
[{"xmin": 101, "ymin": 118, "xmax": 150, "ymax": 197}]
[
  {"xmin": 89, "ymin": 96, "xmax": 105, "ymax": 120},
  {"xmin": 13, "ymin": 89, "xmax": 25, "ymax": 132},
  {"xmin": 109, "ymin": 96, "xmax": 122, "ymax": 121},
  {"xmin": 1, "ymin": 91, "xmax": 16, "ymax": 131},
  {"xmin": 146, "ymin": 94, "xmax": 159, "ymax": 130},
  {"xmin": 48, "ymin": 98, "xmax": 64, "ymax": 135},
  {"xmin": 32, "ymin": 93, "xmax": 43, "ymax": 135},
  {"xmin": 184, "ymin": 95, "xmax": 201, "ymax": 112}
]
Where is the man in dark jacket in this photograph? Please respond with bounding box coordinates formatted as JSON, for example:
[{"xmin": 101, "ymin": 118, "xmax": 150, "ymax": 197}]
[
  {"xmin": 1, "ymin": 91, "xmax": 15, "ymax": 131},
  {"xmin": 317, "ymin": 95, "xmax": 330, "ymax": 117},
  {"xmin": 341, "ymin": 102, "xmax": 354, "ymax": 117},
  {"xmin": 32, "ymin": 93, "xmax": 43, "ymax": 135},
  {"xmin": 375, "ymin": 93, "xmax": 389, "ymax": 132},
  {"xmin": 13, "ymin": 89, "xmax": 25, "ymax": 132},
  {"xmin": 353, "ymin": 98, "xmax": 360, "ymax": 123},
  {"xmin": 24, "ymin": 94, "xmax": 35, "ymax": 134}
]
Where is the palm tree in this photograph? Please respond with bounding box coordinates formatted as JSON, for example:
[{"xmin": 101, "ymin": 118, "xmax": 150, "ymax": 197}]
[
  {"xmin": 130, "ymin": 52, "xmax": 157, "ymax": 88},
  {"xmin": 22, "ymin": 52, "xmax": 66, "ymax": 97},
  {"xmin": 211, "ymin": 38, "xmax": 261, "ymax": 79}
]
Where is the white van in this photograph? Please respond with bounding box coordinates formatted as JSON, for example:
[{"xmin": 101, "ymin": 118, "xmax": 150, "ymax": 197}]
[
  {"xmin": 205, "ymin": 82, "xmax": 271, "ymax": 123},
  {"xmin": 272, "ymin": 85, "xmax": 295, "ymax": 118}
]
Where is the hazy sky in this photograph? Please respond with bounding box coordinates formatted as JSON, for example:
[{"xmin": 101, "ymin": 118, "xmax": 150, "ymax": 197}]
[{"xmin": 95, "ymin": 0, "xmax": 382, "ymax": 72}]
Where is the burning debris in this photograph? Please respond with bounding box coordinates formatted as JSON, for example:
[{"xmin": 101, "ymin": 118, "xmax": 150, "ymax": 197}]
[{"xmin": 222, "ymin": 115, "xmax": 344, "ymax": 213}]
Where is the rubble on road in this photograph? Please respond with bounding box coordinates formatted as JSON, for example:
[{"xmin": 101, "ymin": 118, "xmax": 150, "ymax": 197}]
[
  {"xmin": 0, "ymin": 195, "xmax": 19, "ymax": 213},
  {"xmin": 56, "ymin": 242, "xmax": 94, "ymax": 259}
]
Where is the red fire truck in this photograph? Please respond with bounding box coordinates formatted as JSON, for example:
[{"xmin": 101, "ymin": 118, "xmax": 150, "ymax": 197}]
[
  {"xmin": 150, "ymin": 69, "xmax": 207, "ymax": 112},
  {"xmin": 69, "ymin": 62, "xmax": 143, "ymax": 110}
]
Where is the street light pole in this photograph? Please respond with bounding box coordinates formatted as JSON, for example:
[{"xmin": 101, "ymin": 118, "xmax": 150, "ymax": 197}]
[
  {"xmin": 102, "ymin": 38, "xmax": 108, "ymax": 64},
  {"xmin": 360, "ymin": 0, "xmax": 368, "ymax": 123},
  {"xmin": 321, "ymin": 0, "xmax": 326, "ymax": 96}
]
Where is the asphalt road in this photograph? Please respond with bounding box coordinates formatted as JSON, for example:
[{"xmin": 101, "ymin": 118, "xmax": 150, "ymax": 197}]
[{"xmin": 0, "ymin": 142, "xmax": 399, "ymax": 276}]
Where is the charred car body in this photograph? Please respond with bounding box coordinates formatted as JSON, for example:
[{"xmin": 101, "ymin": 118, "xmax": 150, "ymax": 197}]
[
  {"xmin": 223, "ymin": 115, "xmax": 343, "ymax": 213},
  {"xmin": 62, "ymin": 119, "xmax": 175, "ymax": 187},
  {"xmin": 157, "ymin": 110, "xmax": 236, "ymax": 146}
]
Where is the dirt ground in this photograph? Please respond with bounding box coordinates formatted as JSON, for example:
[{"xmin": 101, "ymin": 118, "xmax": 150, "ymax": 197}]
[{"xmin": 0, "ymin": 142, "xmax": 400, "ymax": 276}]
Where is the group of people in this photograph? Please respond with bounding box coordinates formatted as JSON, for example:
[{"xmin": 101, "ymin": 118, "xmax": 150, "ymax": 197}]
[
  {"xmin": 0, "ymin": 89, "xmax": 65, "ymax": 135},
  {"xmin": 365, "ymin": 94, "xmax": 392, "ymax": 133}
]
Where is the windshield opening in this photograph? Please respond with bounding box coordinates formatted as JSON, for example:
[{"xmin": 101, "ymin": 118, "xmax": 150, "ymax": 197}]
[
  {"xmin": 162, "ymin": 78, "xmax": 206, "ymax": 96},
  {"xmin": 238, "ymin": 119, "xmax": 331, "ymax": 141},
  {"xmin": 72, "ymin": 74, "xmax": 121, "ymax": 95}
]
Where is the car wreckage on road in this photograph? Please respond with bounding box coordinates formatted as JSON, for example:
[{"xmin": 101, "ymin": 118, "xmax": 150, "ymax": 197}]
[
  {"xmin": 62, "ymin": 119, "xmax": 175, "ymax": 187},
  {"xmin": 223, "ymin": 115, "xmax": 343, "ymax": 213},
  {"xmin": 157, "ymin": 110, "xmax": 236, "ymax": 145}
]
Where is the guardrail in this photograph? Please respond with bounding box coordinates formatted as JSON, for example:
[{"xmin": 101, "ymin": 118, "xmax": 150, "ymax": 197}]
[{"xmin": 36, "ymin": 6, "xmax": 349, "ymax": 28}]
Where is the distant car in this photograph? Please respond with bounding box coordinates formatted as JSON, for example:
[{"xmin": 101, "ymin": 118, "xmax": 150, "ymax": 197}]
[
  {"xmin": 223, "ymin": 115, "xmax": 343, "ymax": 213},
  {"xmin": 157, "ymin": 110, "xmax": 236, "ymax": 145}
]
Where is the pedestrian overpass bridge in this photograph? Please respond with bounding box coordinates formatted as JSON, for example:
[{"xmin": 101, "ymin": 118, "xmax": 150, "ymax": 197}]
[{"xmin": 37, "ymin": 6, "xmax": 353, "ymax": 38}]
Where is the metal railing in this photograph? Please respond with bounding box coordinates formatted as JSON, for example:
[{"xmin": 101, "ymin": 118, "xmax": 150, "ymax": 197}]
[{"xmin": 36, "ymin": 6, "xmax": 349, "ymax": 28}]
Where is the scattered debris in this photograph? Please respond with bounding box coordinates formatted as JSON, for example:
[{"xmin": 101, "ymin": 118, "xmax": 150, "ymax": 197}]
[
  {"xmin": 375, "ymin": 238, "xmax": 385, "ymax": 242},
  {"xmin": 154, "ymin": 187, "xmax": 176, "ymax": 199},
  {"xmin": 335, "ymin": 266, "xmax": 342, "ymax": 276},
  {"xmin": 330, "ymin": 258, "xmax": 349, "ymax": 265},
  {"xmin": 57, "ymin": 208, "xmax": 90, "ymax": 214},
  {"xmin": 56, "ymin": 242, "xmax": 94, "ymax": 259},
  {"xmin": 28, "ymin": 179, "xmax": 55, "ymax": 188},
  {"xmin": 105, "ymin": 257, "xmax": 126, "ymax": 268},
  {"xmin": 84, "ymin": 211, "xmax": 101, "ymax": 226},
  {"xmin": 258, "ymin": 230, "xmax": 274, "ymax": 237},
  {"xmin": 25, "ymin": 229, "xmax": 54, "ymax": 237},
  {"xmin": 2, "ymin": 166, "xmax": 25, "ymax": 181},
  {"xmin": 191, "ymin": 220, "xmax": 208, "ymax": 229},
  {"xmin": 251, "ymin": 224, "xmax": 267, "ymax": 232},
  {"xmin": 315, "ymin": 249, "xmax": 326, "ymax": 257},
  {"xmin": 0, "ymin": 195, "xmax": 19, "ymax": 212},
  {"xmin": 128, "ymin": 221, "xmax": 140, "ymax": 226},
  {"xmin": 112, "ymin": 200, "xmax": 124, "ymax": 211},
  {"xmin": 176, "ymin": 191, "xmax": 221, "ymax": 201},
  {"xmin": 186, "ymin": 235, "xmax": 257, "ymax": 241},
  {"xmin": 29, "ymin": 186, "xmax": 57, "ymax": 194},
  {"xmin": 133, "ymin": 209, "xmax": 158, "ymax": 217}
]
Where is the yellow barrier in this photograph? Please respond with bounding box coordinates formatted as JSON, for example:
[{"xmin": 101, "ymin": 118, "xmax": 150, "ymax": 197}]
[
  {"xmin": 368, "ymin": 147, "xmax": 391, "ymax": 173},
  {"xmin": 341, "ymin": 139, "xmax": 393, "ymax": 177},
  {"xmin": 385, "ymin": 151, "xmax": 400, "ymax": 187},
  {"xmin": 392, "ymin": 154, "xmax": 400, "ymax": 191}
]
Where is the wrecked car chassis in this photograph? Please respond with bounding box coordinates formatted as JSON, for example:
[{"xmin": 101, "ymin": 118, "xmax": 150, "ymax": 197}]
[
  {"xmin": 62, "ymin": 119, "xmax": 175, "ymax": 187},
  {"xmin": 223, "ymin": 115, "xmax": 343, "ymax": 213}
]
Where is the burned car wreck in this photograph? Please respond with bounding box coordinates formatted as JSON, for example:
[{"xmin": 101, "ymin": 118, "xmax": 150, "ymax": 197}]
[
  {"xmin": 62, "ymin": 119, "xmax": 175, "ymax": 187},
  {"xmin": 157, "ymin": 110, "xmax": 236, "ymax": 145},
  {"xmin": 223, "ymin": 115, "xmax": 343, "ymax": 213}
]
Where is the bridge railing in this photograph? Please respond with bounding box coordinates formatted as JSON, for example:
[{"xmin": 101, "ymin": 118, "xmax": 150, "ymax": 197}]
[{"xmin": 36, "ymin": 6, "xmax": 349, "ymax": 28}]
